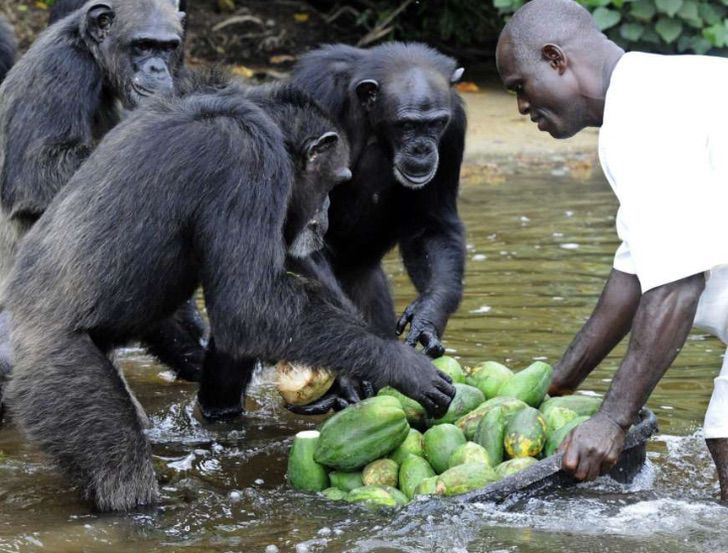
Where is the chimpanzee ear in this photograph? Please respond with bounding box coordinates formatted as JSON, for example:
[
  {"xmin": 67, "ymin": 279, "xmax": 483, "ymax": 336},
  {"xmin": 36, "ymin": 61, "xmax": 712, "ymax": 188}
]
[
  {"xmin": 86, "ymin": 3, "xmax": 115, "ymax": 44},
  {"xmin": 450, "ymin": 67, "xmax": 465, "ymax": 84},
  {"xmin": 307, "ymin": 132, "xmax": 339, "ymax": 163},
  {"xmin": 355, "ymin": 79, "xmax": 379, "ymax": 111}
]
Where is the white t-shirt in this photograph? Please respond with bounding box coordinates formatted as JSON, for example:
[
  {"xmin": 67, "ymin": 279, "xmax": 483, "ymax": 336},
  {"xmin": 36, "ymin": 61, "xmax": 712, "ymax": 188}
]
[{"xmin": 600, "ymin": 52, "xmax": 728, "ymax": 343}]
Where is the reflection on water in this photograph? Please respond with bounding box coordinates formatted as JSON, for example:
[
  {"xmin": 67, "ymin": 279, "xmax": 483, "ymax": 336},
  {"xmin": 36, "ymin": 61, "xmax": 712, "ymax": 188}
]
[{"xmin": 1, "ymin": 167, "xmax": 726, "ymax": 552}]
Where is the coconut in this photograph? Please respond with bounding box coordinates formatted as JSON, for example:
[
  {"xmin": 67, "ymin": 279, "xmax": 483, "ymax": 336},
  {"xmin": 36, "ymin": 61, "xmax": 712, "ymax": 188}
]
[{"xmin": 275, "ymin": 362, "xmax": 336, "ymax": 405}]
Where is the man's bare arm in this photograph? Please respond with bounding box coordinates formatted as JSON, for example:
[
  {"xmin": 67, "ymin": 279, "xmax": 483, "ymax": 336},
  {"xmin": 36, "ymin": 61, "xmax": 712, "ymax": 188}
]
[
  {"xmin": 561, "ymin": 272, "xmax": 705, "ymax": 480},
  {"xmin": 551, "ymin": 269, "xmax": 642, "ymax": 395}
]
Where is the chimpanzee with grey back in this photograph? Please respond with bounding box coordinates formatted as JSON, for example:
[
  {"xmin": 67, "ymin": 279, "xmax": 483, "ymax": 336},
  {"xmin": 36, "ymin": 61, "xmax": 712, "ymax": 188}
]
[
  {"xmin": 3, "ymin": 76, "xmax": 454, "ymax": 511},
  {"xmin": 284, "ymin": 43, "xmax": 467, "ymax": 412},
  {"xmin": 0, "ymin": 0, "xmax": 202, "ymax": 407}
]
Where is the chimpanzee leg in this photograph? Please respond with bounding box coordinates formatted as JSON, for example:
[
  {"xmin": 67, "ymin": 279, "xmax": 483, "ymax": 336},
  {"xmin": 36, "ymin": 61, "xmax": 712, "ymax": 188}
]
[
  {"xmin": 338, "ymin": 264, "xmax": 397, "ymax": 340},
  {"xmin": 5, "ymin": 327, "xmax": 158, "ymax": 511},
  {"xmin": 197, "ymin": 336, "xmax": 255, "ymax": 420},
  {"xmin": 139, "ymin": 298, "xmax": 206, "ymax": 382}
]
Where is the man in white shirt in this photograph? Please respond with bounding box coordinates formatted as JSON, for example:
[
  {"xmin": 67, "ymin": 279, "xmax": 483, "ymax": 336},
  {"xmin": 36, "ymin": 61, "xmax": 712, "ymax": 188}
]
[{"xmin": 496, "ymin": 0, "xmax": 728, "ymax": 499}]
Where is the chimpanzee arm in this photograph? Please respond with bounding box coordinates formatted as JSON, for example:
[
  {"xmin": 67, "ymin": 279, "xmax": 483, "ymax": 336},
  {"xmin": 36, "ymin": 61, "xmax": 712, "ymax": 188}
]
[
  {"xmin": 560, "ymin": 273, "xmax": 704, "ymax": 481},
  {"xmin": 397, "ymin": 101, "xmax": 467, "ymax": 357},
  {"xmin": 550, "ymin": 269, "xmax": 642, "ymax": 395}
]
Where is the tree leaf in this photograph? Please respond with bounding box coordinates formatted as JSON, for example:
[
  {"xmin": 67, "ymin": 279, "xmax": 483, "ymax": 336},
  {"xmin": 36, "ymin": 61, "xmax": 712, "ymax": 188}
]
[
  {"xmin": 592, "ymin": 7, "xmax": 622, "ymax": 30},
  {"xmin": 620, "ymin": 22, "xmax": 646, "ymax": 41},
  {"xmin": 630, "ymin": 0, "xmax": 657, "ymax": 21},
  {"xmin": 703, "ymin": 21, "xmax": 728, "ymax": 46},
  {"xmin": 655, "ymin": 16, "xmax": 683, "ymax": 42},
  {"xmin": 655, "ymin": 0, "xmax": 683, "ymax": 17}
]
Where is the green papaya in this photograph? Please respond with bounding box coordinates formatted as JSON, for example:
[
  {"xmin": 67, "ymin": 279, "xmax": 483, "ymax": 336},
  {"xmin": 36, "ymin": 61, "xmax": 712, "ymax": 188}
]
[
  {"xmin": 432, "ymin": 356, "xmax": 466, "ymax": 383},
  {"xmin": 389, "ymin": 428, "xmax": 424, "ymax": 465},
  {"xmin": 435, "ymin": 463, "xmax": 499, "ymax": 496},
  {"xmin": 539, "ymin": 395, "xmax": 602, "ymax": 417},
  {"xmin": 456, "ymin": 396, "xmax": 528, "ymax": 439},
  {"xmin": 448, "ymin": 442, "xmax": 492, "ymax": 469},
  {"xmin": 413, "ymin": 475, "xmax": 439, "ymax": 497},
  {"xmin": 399, "ymin": 454, "xmax": 436, "ymax": 499},
  {"xmin": 314, "ymin": 396, "xmax": 410, "ymax": 471},
  {"xmin": 423, "ymin": 424, "xmax": 467, "ymax": 474},
  {"xmin": 320, "ymin": 487, "xmax": 347, "ymax": 501},
  {"xmin": 362, "ymin": 459, "xmax": 399, "ymax": 488},
  {"xmin": 542, "ymin": 406, "xmax": 578, "ymax": 433},
  {"xmin": 474, "ymin": 405, "xmax": 507, "ymax": 465},
  {"xmin": 381, "ymin": 485, "xmax": 409, "ymax": 506},
  {"xmin": 494, "ymin": 457, "xmax": 539, "ymax": 479},
  {"xmin": 504, "ymin": 406, "xmax": 547, "ymax": 458},
  {"xmin": 377, "ymin": 387, "xmax": 426, "ymax": 428},
  {"xmin": 496, "ymin": 361, "xmax": 553, "ymax": 407},
  {"xmin": 431, "ymin": 384, "xmax": 485, "ymax": 425},
  {"xmin": 544, "ymin": 415, "xmax": 590, "ymax": 457},
  {"xmin": 346, "ymin": 485, "xmax": 406, "ymax": 509},
  {"xmin": 287, "ymin": 430, "xmax": 329, "ymax": 492},
  {"xmin": 466, "ymin": 361, "xmax": 514, "ymax": 399},
  {"xmin": 329, "ymin": 471, "xmax": 363, "ymax": 492}
]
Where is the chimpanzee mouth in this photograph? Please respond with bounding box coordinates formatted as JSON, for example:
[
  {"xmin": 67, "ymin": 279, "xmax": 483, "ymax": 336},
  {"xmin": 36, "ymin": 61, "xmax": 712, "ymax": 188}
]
[
  {"xmin": 130, "ymin": 82, "xmax": 163, "ymax": 101},
  {"xmin": 393, "ymin": 164, "xmax": 439, "ymax": 189}
]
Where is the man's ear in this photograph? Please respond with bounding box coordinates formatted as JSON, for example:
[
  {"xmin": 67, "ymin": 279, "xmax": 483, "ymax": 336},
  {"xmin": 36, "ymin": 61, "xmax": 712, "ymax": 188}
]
[
  {"xmin": 86, "ymin": 3, "xmax": 115, "ymax": 44},
  {"xmin": 542, "ymin": 44, "xmax": 567, "ymax": 74},
  {"xmin": 355, "ymin": 79, "xmax": 379, "ymax": 111}
]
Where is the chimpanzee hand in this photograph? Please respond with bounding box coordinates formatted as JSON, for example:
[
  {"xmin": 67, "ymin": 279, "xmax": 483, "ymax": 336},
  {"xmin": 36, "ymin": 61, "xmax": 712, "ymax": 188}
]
[
  {"xmin": 389, "ymin": 348, "xmax": 455, "ymax": 418},
  {"xmin": 285, "ymin": 376, "xmax": 375, "ymax": 415},
  {"xmin": 560, "ymin": 412, "xmax": 626, "ymax": 481},
  {"xmin": 396, "ymin": 297, "xmax": 445, "ymax": 358}
]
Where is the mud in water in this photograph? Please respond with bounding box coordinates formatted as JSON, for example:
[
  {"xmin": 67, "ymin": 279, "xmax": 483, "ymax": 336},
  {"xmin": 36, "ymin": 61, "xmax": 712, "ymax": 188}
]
[{"xmin": 0, "ymin": 168, "xmax": 725, "ymax": 552}]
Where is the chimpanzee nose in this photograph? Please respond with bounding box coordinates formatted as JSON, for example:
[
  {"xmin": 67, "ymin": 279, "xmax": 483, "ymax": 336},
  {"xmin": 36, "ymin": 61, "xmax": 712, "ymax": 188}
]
[
  {"xmin": 412, "ymin": 142, "xmax": 430, "ymax": 156},
  {"xmin": 143, "ymin": 58, "xmax": 170, "ymax": 78}
]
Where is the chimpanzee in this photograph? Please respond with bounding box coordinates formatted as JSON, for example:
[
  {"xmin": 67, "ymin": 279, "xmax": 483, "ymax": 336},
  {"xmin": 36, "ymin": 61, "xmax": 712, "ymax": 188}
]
[
  {"xmin": 4, "ymin": 80, "xmax": 454, "ymax": 511},
  {"xmin": 0, "ymin": 16, "xmax": 16, "ymax": 83},
  {"xmin": 0, "ymin": 0, "xmax": 201, "ymax": 395},
  {"xmin": 288, "ymin": 43, "xmax": 467, "ymax": 410},
  {"xmin": 177, "ymin": 74, "xmax": 364, "ymax": 419}
]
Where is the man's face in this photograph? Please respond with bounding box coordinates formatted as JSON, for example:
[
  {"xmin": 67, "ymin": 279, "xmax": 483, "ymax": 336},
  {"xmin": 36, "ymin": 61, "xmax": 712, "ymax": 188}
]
[{"xmin": 497, "ymin": 38, "xmax": 586, "ymax": 139}]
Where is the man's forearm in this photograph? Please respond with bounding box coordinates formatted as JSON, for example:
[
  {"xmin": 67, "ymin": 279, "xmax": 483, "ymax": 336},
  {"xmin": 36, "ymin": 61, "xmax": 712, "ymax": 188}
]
[
  {"xmin": 555, "ymin": 269, "xmax": 642, "ymax": 390},
  {"xmin": 600, "ymin": 272, "xmax": 705, "ymax": 429}
]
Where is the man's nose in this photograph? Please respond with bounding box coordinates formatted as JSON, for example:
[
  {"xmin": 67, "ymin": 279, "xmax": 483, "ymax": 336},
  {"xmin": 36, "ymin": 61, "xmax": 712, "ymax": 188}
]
[{"xmin": 517, "ymin": 96, "xmax": 530, "ymax": 115}]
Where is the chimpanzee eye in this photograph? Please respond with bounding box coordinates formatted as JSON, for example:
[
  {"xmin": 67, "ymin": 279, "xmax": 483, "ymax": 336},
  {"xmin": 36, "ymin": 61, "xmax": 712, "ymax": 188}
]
[{"xmin": 398, "ymin": 121, "xmax": 415, "ymax": 132}]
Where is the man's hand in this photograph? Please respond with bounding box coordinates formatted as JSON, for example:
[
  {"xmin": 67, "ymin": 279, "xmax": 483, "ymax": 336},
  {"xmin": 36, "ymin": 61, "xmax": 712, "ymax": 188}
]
[
  {"xmin": 396, "ymin": 297, "xmax": 445, "ymax": 358},
  {"xmin": 548, "ymin": 366, "xmax": 577, "ymax": 397},
  {"xmin": 560, "ymin": 412, "xmax": 626, "ymax": 481}
]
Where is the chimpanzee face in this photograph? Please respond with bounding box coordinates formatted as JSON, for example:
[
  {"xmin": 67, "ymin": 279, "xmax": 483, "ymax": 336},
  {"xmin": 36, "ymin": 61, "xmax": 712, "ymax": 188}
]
[
  {"xmin": 355, "ymin": 66, "xmax": 462, "ymax": 189},
  {"xmin": 287, "ymin": 132, "xmax": 351, "ymax": 258},
  {"xmin": 82, "ymin": 0, "xmax": 184, "ymax": 109}
]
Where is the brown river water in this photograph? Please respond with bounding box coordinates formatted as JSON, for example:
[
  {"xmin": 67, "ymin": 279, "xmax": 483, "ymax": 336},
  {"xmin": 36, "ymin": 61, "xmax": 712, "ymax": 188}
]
[{"xmin": 0, "ymin": 164, "xmax": 725, "ymax": 552}]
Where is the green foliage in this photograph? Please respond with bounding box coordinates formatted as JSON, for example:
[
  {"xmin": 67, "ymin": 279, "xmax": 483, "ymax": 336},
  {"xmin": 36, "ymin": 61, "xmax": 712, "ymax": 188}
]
[{"xmin": 494, "ymin": 0, "xmax": 728, "ymax": 54}]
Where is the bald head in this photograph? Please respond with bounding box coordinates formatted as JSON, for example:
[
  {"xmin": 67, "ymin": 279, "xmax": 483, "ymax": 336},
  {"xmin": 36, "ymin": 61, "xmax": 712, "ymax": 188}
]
[
  {"xmin": 499, "ymin": 0, "xmax": 600, "ymax": 69},
  {"xmin": 496, "ymin": 0, "xmax": 623, "ymax": 139}
]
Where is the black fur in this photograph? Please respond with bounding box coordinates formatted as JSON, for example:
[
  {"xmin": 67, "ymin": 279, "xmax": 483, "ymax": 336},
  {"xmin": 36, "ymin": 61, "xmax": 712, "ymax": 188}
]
[
  {"xmin": 5, "ymin": 82, "xmax": 453, "ymax": 511},
  {"xmin": 0, "ymin": 0, "xmax": 197, "ymax": 394},
  {"xmin": 291, "ymin": 42, "xmax": 467, "ymax": 357},
  {"xmin": 0, "ymin": 16, "xmax": 16, "ymax": 83}
]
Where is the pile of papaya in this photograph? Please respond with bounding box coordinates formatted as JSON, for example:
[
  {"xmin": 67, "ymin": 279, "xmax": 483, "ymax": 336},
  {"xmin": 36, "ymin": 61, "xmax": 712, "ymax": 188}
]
[{"xmin": 287, "ymin": 356, "xmax": 603, "ymax": 510}]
